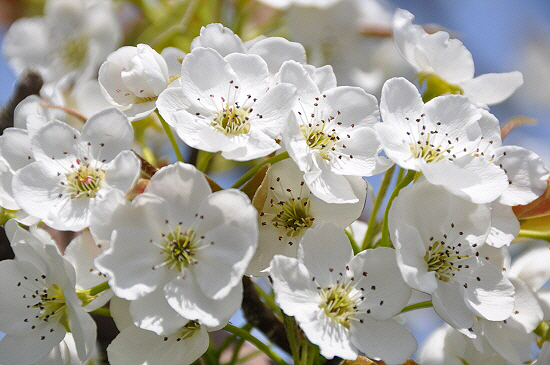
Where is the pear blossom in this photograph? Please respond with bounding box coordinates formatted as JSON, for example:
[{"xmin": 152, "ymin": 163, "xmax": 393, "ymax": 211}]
[
  {"xmin": 94, "ymin": 162, "xmax": 258, "ymax": 332},
  {"xmin": 99, "ymin": 44, "xmax": 172, "ymax": 121},
  {"xmin": 377, "ymin": 77, "xmax": 509, "ymax": 204},
  {"xmin": 270, "ymin": 223, "xmax": 416, "ymax": 364},
  {"xmin": 247, "ymin": 159, "xmax": 366, "ymax": 276},
  {"xmin": 280, "ymin": 60, "xmax": 391, "ymax": 203},
  {"xmin": 389, "ymin": 180, "xmax": 515, "ymax": 334},
  {"xmin": 419, "ymin": 324, "xmax": 508, "ymax": 365},
  {"xmin": 0, "ymin": 95, "xmax": 66, "ymax": 225},
  {"xmin": 458, "ymin": 244, "xmax": 541, "ymax": 364},
  {"xmin": 475, "ymin": 110, "xmax": 549, "ymax": 246},
  {"xmin": 257, "ymin": 0, "xmax": 342, "ymax": 9},
  {"xmin": 12, "ymin": 108, "xmax": 141, "ymax": 231},
  {"xmin": 157, "ymin": 47, "xmax": 297, "ymax": 161},
  {"xmin": 190, "ymin": 23, "xmax": 307, "ymax": 76},
  {"xmin": 106, "ymin": 296, "xmax": 211, "ymax": 365},
  {"xmin": 63, "ymin": 230, "xmax": 112, "ymax": 312},
  {"xmin": 2, "ymin": 0, "xmax": 121, "ymax": 88},
  {"xmin": 393, "ymin": 9, "xmax": 523, "ymax": 107},
  {"xmin": 0, "ymin": 220, "xmax": 96, "ymax": 364},
  {"xmin": 282, "ymin": 0, "xmax": 410, "ymax": 95}
]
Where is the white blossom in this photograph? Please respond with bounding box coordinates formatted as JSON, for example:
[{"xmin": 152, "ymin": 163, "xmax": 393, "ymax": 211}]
[
  {"xmin": 157, "ymin": 47, "xmax": 297, "ymax": 161},
  {"xmin": 271, "ymin": 223, "xmax": 416, "ymax": 364},
  {"xmin": 393, "ymin": 8, "xmax": 523, "ymax": 107},
  {"xmin": 12, "ymin": 108, "xmax": 140, "ymax": 231},
  {"xmin": 389, "ymin": 179, "xmax": 515, "ymax": 335},
  {"xmin": 106, "ymin": 296, "xmax": 211, "ymax": 365},
  {"xmin": 3, "ymin": 0, "xmax": 121, "ymax": 88},
  {"xmin": 94, "ymin": 162, "xmax": 258, "ymax": 331},
  {"xmin": 280, "ymin": 60, "xmax": 391, "ymax": 203},
  {"xmin": 0, "ymin": 220, "xmax": 96, "ymax": 364},
  {"xmin": 190, "ymin": 23, "xmax": 307, "ymax": 76},
  {"xmin": 247, "ymin": 159, "xmax": 366, "ymax": 276},
  {"xmin": 377, "ymin": 77, "xmax": 509, "ymax": 204},
  {"xmin": 99, "ymin": 44, "xmax": 171, "ymax": 121}
]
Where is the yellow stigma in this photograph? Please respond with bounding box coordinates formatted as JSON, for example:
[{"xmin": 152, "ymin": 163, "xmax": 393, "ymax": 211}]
[
  {"xmin": 211, "ymin": 103, "xmax": 251, "ymax": 136},
  {"xmin": 301, "ymin": 120, "xmax": 338, "ymax": 160},
  {"xmin": 65, "ymin": 161, "xmax": 105, "ymax": 199}
]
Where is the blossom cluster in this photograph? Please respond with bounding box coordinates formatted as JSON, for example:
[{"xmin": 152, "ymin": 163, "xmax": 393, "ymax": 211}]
[{"xmin": 1, "ymin": 1, "xmax": 550, "ymax": 365}]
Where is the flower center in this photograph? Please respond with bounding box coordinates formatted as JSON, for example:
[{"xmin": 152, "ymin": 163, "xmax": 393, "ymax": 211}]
[
  {"xmin": 65, "ymin": 160, "xmax": 105, "ymax": 199},
  {"xmin": 410, "ymin": 133, "xmax": 453, "ymax": 163},
  {"xmin": 424, "ymin": 241, "xmax": 469, "ymax": 282},
  {"xmin": 211, "ymin": 103, "xmax": 251, "ymax": 136},
  {"xmin": 134, "ymin": 95, "xmax": 159, "ymax": 104},
  {"xmin": 60, "ymin": 36, "xmax": 88, "ymax": 70},
  {"xmin": 318, "ymin": 283, "xmax": 358, "ymax": 329},
  {"xmin": 32, "ymin": 283, "xmax": 69, "ymax": 331},
  {"xmin": 301, "ymin": 120, "xmax": 338, "ymax": 160},
  {"xmin": 271, "ymin": 198, "xmax": 314, "ymax": 237},
  {"xmin": 160, "ymin": 227, "xmax": 198, "ymax": 271},
  {"xmin": 164, "ymin": 321, "xmax": 202, "ymax": 342}
]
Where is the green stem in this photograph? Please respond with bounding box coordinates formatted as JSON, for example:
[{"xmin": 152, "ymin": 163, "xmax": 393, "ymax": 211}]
[
  {"xmin": 228, "ymin": 337, "xmax": 246, "ymax": 365},
  {"xmin": 378, "ymin": 170, "xmax": 416, "ymax": 247},
  {"xmin": 363, "ymin": 165, "xmax": 395, "ymax": 250},
  {"xmin": 235, "ymin": 350, "xmax": 262, "ymax": 364},
  {"xmin": 345, "ymin": 229, "xmax": 361, "ymax": 255},
  {"xmin": 218, "ymin": 324, "xmax": 252, "ymax": 355},
  {"xmin": 223, "ymin": 324, "xmax": 287, "ymax": 365},
  {"xmin": 76, "ymin": 281, "xmax": 110, "ymax": 307},
  {"xmin": 81, "ymin": 281, "xmax": 110, "ymax": 297},
  {"xmin": 396, "ymin": 167, "xmax": 405, "ymax": 184},
  {"xmin": 518, "ymin": 229, "xmax": 550, "ymax": 242},
  {"xmin": 230, "ymin": 152, "xmax": 289, "ymax": 189},
  {"xmin": 400, "ymin": 300, "xmax": 433, "ymax": 314},
  {"xmin": 156, "ymin": 111, "xmax": 185, "ymax": 163},
  {"xmin": 90, "ymin": 307, "xmax": 111, "ymax": 317},
  {"xmin": 254, "ymin": 283, "xmax": 281, "ymax": 315},
  {"xmin": 282, "ymin": 313, "xmax": 301, "ymax": 365},
  {"xmin": 197, "ymin": 151, "xmax": 215, "ymax": 172}
]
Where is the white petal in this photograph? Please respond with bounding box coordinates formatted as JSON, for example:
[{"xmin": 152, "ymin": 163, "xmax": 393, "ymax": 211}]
[
  {"xmin": 31, "ymin": 121, "xmax": 80, "ymax": 163},
  {"xmin": 165, "ymin": 275, "xmax": 241, "ymax": 327},
  {"xmin": 298, "ymin": 223, "xmax": 353, "ymax": 286},
  {"xmin": 248, "ymin": 37, "xmax": 306, "ymax": 74},
  {"xmin": 482, "ymin": 320, "xmax": 534, "ymax": 364},
  {"xmin": 107, "ymin": 324, "xmax": 209, "ymax": 365},
  {"xmin": 95, "ymin": 220, "xmax": 172, "ymax": 300},
  {"xmin": 509, "ymin": 245, "xmax": 550, "ymax": 291},
  {"xmin": 270, "ymin": 255, "xmax": 321, "ymax": 324},
  {"xmin": 192, "ymin": 223, "xmax": 255, "ymax": 299},
  {"xmin": 79, "ymin": 108, "xmax": 134, "ymax": 162},
  {"xmin": 461, "ymin": 71, "xmax": 524, "ymax": 106},
  {"xmin": 487, "ymin": 202, "xmax": 519, "ymax": 248},
  {"xmin": 350, "ymin": 247, "xmax": 412, "ymax": 320},
  {"xmin": 0, "ymin": 128, "xmax": 34, "ymax": 171},
  {"xmin": 494, "ymin": 145, "xmax": 550, "ymax": 206},
  {"xmin": 190, "ymin": 23, "xmax": 246, "ymax": 56},
  {"xmin": 144, "ymin": 162, "xmax": 212, "ymax": 224},
  {"xmin": 278, "ymin": 60, "xmax": 320, "ymax": 99},
  {"xmin": 379, "ymin": 77, "xmax": 424, "ymax": 137},
  {"xmin": 300, "ymin": 309, "xmax": 357, "ymax": 360},
  {"xmin": 421, "ymin": 156, "xmax": 508, "ymax": 204},
  {"xmin": 224, "ymin": 53, "xmax": 270, "ymax": 97},
  {"xmin": 420, "ymin": 31, "xmax": 475, "ymax": 84},
  {"xmin": 392, "ymin": 224, "xmax": 438, "ymax": 294},
  {"xmin": 463, "ymin": 261, "xmax": 515, "ymax": 321},
  {"xmin": 350, "ymin": 316, "xmax": 417, "ymax": 365},
  {"xmin": 180, "ymin": 47, "xmax": 239, "ymax": 112},
  {"xmin": 432, "ymin": 281, "xmax": 476, "ymax": 334},
  {"xmin": 129, "ymin": 289, "xmax": 188, "ymax": 336}
]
